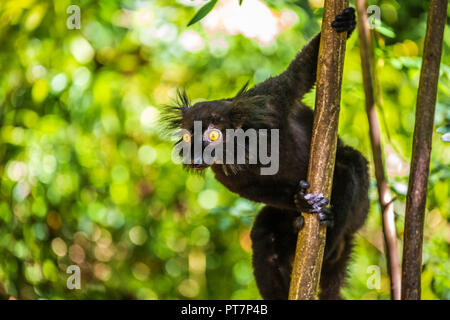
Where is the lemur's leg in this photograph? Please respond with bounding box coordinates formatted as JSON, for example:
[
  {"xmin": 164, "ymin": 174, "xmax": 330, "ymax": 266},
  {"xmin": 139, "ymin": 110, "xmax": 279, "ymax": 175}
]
[
  {"xmin": 251, "ymin": 206, "xmax": 298, "ymax": 299},
  {"xmin": 291, "ymin": 174, "xmax": 362, "ymax": 300},
  {"xmin": 319, "ymin": 235, "xmax": 355, "ymax": 300},
  {"xmin": 325, "ymin": 145, "xmax": 369, "ymax": 258},
  {"xmin": 294, "ymin": 147, "xmax": 369, "ymax": 260},
  {"xmin": 332, "ymin": 145, "xmax": 370, "ymax": 235},
  {"xmin": 252, "ymin": 153, "xmax": 368, "ymax": 301},
  {"xmin": 246, "ymin": 8, "xmax": 356, "ymax": 102}
]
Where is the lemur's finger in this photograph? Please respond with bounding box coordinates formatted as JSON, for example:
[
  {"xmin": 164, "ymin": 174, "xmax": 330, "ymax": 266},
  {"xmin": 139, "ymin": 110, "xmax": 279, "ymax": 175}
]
[
  {"xmin": 334, "ymin": 27, "xmax": 355, "ymax": 33},
  {"xmin": 304, "ymin": 193, "xmax": 321, "ymax": 202},
  {"xmin": 335, "ymin": 13, "xmax": 354, "ymax": 21},
  {"xmin": 332, "ymin": 22, "xmax": 356, "ymax": 33},
  {"xmin": 293, "ymin": 216, "xmax": 305, "ymax": 232},
  {"xmin": 343, "ymin": 7, "xmax": 355, "ymax": 15},
  {"xmin": 318, "ymin": 207, "xmax": 334, "ymax": 227},
  {"xmin": 318, "ymin": 217, "xmax": 334, "ymax": 228},
  {"xmin": 316, "ymin": 197, "xmax": 329, "ymax": 207},
  {"xmin": 332, "ymin": 20, "xmax": 355, "ymax": 27},
  {"xmin": 321, "ymin": 206, "xmax": 333, "ymax": 214},
  {"xmin": 298, "ymin": 180, "xmax": 310, "ymax": 194},
  {"xmin": 304, "ymin": 193, "xmax": 328, "ymax": 206}
]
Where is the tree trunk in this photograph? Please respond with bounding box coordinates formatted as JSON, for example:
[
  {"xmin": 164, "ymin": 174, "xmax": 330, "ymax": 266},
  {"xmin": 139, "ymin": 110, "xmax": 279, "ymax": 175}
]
[
  {"xmin": 401, "ymin": 0, "xmax": 447, "ymax": 300},
  {"xmin": 355, "ymin": 0, "xmax": 401, "ymax": 300},
  {"xmin": 288, "ymin": 0, "xmax": 349, "ymax": 300}
]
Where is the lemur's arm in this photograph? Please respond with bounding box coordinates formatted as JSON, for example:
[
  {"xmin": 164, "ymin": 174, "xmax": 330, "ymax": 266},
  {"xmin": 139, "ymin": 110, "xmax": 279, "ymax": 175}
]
[
  {"xmin": 284, "ymin": 33, "xmax": 321, "ymax": 99},
  {"xmin": 245, "ymin": 34, "xmax": 320, "ymax": 104},
  {"xmin": 244, "ymin": 8, "xmax": 356, "ymax": 105}
]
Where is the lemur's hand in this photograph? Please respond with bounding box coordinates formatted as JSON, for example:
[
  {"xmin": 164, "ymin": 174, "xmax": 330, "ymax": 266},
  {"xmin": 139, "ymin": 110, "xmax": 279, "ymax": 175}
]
[
  {"xmin": 294, "ymin": 180, "xmax": 334, "ymax": 228},
  {"xmin": 331, "ymin": 7, "xmax": 356, "ymax": 38}
]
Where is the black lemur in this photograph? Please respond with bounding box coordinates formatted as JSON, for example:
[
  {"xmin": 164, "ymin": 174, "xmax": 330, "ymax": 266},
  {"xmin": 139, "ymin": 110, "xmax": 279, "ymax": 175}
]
[{"xmin": 165, "ymin": 8, "xmax": 369, "ymax": 300}]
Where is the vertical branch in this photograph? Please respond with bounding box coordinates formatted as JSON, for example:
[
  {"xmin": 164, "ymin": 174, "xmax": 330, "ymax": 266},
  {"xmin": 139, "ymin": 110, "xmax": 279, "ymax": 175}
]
[
  {"xmin": 401, "ymin": 0, "xmax": 447, "ymax": 300},
  {"xmin": 289, "ymin": 0, "xmax": 349, "ymax": 300},
  {"xmin": 355, "ymin": 0, "xmax": 401, "ymax": 300}
]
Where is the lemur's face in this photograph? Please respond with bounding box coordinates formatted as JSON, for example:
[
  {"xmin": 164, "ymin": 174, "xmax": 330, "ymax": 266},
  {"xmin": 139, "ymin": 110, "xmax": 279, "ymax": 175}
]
[
  {"xmin": 163, "ymin": 87, "xmax": 276, "ymax": 172},
  {"xmin": 181, "ymin": 125, "xmax": 221, "ymax": 170},
  {"xmin": 179, "ymin": 100, "xmax": 233, "ymax": 170}
]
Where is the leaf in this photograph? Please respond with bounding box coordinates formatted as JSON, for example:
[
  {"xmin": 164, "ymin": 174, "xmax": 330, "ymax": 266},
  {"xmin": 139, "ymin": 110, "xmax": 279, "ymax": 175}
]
[
  {"xmin": 187, "ymin": 0, "xmax": 218, "ymax": 26},
  {"xmin": 390, "ymin": 57, "xmax": 421, "ymax": 70},
  {"xmin": 436, "ymin": 124, "xmax": 450, "ymax": 134},
  {"xmin": 239, "ymin": 0, "xmax": 244, "ymax": 5},
  {"xmin": 375, "ymin": 21, "xmax": 396, "ymax": 38}
]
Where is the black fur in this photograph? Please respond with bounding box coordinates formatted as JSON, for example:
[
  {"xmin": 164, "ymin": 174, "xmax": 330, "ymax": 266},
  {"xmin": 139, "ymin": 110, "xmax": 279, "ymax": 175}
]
[{"xmin": 166, "ymin": 8, "xmax": 368, "ymax": 299}]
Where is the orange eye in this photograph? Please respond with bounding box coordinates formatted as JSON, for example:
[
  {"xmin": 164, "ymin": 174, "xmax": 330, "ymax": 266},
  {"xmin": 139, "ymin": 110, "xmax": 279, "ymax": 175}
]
[
  {"xmin": 209, "ymin": 130, "xmax": 220, "ymax": 141},
  {"xmin": 183, "ymin": 133, "xmax": 191, "ymax": 143}
]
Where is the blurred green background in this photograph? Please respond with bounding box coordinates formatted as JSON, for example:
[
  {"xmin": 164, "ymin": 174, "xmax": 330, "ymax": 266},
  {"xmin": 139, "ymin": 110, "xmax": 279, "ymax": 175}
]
[{"xmin": 0, "ymin": 0, "xmax": 449, "ymax": 300}]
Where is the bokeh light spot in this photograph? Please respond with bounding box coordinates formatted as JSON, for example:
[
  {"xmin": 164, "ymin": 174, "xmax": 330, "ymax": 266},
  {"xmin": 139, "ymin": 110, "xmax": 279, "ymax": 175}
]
[
  {"xmin": 198, "ymin": 189, "xmax": 218, "ymax": 209},
  {"xmin": 129, "ymin": 226, "xmax": 147, "ymax": 245},
  {"xmin": 178, "ymin": 278, "xmax": 199, "ymax": 298},
  {"xmin": 51, "ymin": 238, "xmax": 67, "ymax": 257}
]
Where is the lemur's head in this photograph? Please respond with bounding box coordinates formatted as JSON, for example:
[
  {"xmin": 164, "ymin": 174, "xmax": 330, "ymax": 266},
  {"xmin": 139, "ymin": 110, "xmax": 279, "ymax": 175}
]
[{"xmin": 163, "ymin": 85, "xmax": 277, "ymax": 172}]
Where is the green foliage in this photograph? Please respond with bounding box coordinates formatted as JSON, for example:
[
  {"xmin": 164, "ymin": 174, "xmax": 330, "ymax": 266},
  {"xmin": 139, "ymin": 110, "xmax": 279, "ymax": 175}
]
[
  {"xmin": 188, "ymin": 0, "xmax": 218, "ymax": 26},
  {"xmin": 375, "ymin": 21, "xmax": 396, "ymax": 38},
  {"xmin": 0, "ymin": 0, "xmax": 448, "ymax": 300}
]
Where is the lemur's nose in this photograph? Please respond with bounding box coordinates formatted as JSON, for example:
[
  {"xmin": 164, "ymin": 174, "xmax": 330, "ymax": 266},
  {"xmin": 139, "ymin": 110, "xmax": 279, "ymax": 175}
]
[
  {"xmin": 193, "ymin": 155, "xmax": 203, "ymax": 165},
  {"xmin": 191, "ymin": 136, "xmax": 209, "ymax": 165}
]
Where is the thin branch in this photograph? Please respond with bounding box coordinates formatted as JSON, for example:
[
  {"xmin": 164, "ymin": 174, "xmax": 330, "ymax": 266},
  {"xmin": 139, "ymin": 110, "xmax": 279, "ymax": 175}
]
[
  {"xmin": 355, "ymin": 0, "xmax": 401, "ymax": 300},
  {"xmin": 401, "ymin": 0, "xmax": 447, "ymax": 300},
  {"xmin": 288, "ymin": 0, "xmax": 349, "ymax": 300}
]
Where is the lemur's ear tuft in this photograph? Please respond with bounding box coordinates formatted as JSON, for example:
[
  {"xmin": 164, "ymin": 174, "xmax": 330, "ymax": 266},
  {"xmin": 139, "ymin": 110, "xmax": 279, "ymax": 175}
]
[
  {"xmin": 176, "ymin": 89, "xmax": 191, "ymax": 114},
  {"xmin": 235, "ymin": 81, "xmax": 250, "ymax": 99},
  {"xmin": 160, "ymin": 89, "xmax": 191, "ymax": 130}
]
